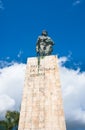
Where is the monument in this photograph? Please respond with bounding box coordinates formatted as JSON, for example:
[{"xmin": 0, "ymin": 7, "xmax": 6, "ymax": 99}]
[
  {"xmin": 18, "ymin": 31, "xmax": 66, "ymax": 130},
  {"xmin": 36, "ymin": 30, "xmax": 54, "ymax": 56}
]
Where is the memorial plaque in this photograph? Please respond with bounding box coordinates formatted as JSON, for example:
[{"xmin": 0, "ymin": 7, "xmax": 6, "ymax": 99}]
[{"xmin": 18, "ymin": 55, "xmax": 66, "ymax": 130}]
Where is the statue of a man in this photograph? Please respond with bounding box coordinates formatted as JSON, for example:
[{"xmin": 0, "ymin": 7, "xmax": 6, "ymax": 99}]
[{"xmin": 36, "ymin": 30, "xmax": 54, "ymax": 56}]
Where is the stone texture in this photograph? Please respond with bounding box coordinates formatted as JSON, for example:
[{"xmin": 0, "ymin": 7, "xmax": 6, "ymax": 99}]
[{"xmin": 18, "ymin": 55, "xmax": 66, "ymax": 130}]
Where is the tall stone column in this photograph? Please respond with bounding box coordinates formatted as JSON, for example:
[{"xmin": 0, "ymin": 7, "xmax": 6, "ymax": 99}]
[{"xmin": 18, "ymin": 55, "xmax": 66, "ymax": 130}]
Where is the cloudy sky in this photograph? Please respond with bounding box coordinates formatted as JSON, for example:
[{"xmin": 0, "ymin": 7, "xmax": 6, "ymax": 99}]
[{"xmin": 0, "ymin": 0, "xmax": 85, "ymax": 130}]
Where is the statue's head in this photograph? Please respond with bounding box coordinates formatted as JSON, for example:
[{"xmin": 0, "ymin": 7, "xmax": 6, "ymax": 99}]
[{"xmin": 42, "ymin": 30, "xmax": 48, "ymax": 36}]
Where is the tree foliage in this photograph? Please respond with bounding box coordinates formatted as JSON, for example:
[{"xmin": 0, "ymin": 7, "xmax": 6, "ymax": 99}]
[{"xmin": 0, "ymin": 111, "xmax": 20, "ymax": 130}]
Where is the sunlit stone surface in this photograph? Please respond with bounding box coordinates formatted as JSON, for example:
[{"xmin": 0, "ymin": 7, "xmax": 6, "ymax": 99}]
[{"xmin": 18, "ymin": 55, "xmax": 66, "ymax": 130}]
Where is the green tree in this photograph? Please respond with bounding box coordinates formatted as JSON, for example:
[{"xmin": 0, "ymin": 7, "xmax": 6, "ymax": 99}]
[
  {"xmin": 0, "ymin": 120, "xmax": 7, "ymax": 130},
  {"xmin": 0, "ymin": 111, "xmax": 20, "ymax": 130}
]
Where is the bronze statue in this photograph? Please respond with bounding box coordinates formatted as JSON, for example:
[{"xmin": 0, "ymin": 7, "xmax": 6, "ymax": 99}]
[{"xmin": 36, "ymin": 30, "xmax": 54, "ymax": 56}]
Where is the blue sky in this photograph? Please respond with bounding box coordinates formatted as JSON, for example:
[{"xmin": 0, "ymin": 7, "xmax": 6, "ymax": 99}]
[
  {"xmin": 0, "ymin": 0, "xmax": 85, "ymax": 70},
  {"xmin": 0, "ymin": 1, "xmax": 85, "ymax": 130}
]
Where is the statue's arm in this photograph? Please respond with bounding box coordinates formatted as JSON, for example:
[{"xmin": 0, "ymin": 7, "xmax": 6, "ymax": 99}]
[
  {"xmin": 36, "ymin": 44, "xmax": 39, "ymax": 53},
  {"xmin": 36, "ymin": 37, "xmax": 40, "ymax": 53},
  {"xmin": 46, "ymin": 37, "xmax": 54, "ymax": 45}
]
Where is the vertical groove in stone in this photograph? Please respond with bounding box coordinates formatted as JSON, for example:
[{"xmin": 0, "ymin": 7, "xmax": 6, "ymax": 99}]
[{"xmin": 18, "ymin": 55, "xmax": 66, "ymax": 130}]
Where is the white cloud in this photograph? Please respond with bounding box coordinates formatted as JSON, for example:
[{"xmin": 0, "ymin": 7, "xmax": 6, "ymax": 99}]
[
  {"xmin": 0, "ymin": 60, "xmax": 16, "ymax": 68},
  {"xmin": 58, "ymin": 56, "xmax": 68, "ymax": 66},
  {"xmin": 59, "ymin": 58, "xmax": 85, "ymax": 128},
  {"xmin": 6, "ymin": 57, "xmax": 10, "ymax": 60},
  {"xmin": 0, "ymin": 62, "xmax": 26, "ymax": 119},
  {"xmin": 73, "ymin": 0, "xmax": 81, "ymax": 6},
  {"xmin": 0, "ymin": 57, "xmax": 85, "ymax": 129},
  {"xmin": 17, "ymin": 50, "xmax": 23, "ymax": 58},
  {"xmin": 0, "ymin": 95, "xmax": 15, "ymax": 119}
]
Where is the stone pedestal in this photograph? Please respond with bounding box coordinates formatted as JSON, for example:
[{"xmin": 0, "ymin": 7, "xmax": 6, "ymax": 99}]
[{"xmin": 18, "ymin": 55, "xmax": 66, "ymax": 130}]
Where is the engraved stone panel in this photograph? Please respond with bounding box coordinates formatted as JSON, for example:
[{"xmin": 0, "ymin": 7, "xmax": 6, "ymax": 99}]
[{"xmin": 18, "ymin": 55, "xmax": 66, "ymax": 130}]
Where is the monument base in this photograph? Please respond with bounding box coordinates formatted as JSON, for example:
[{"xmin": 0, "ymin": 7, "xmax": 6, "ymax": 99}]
[{"xmin": 18, "ymin": 55, "xmax": 66, "ymax": 130}]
